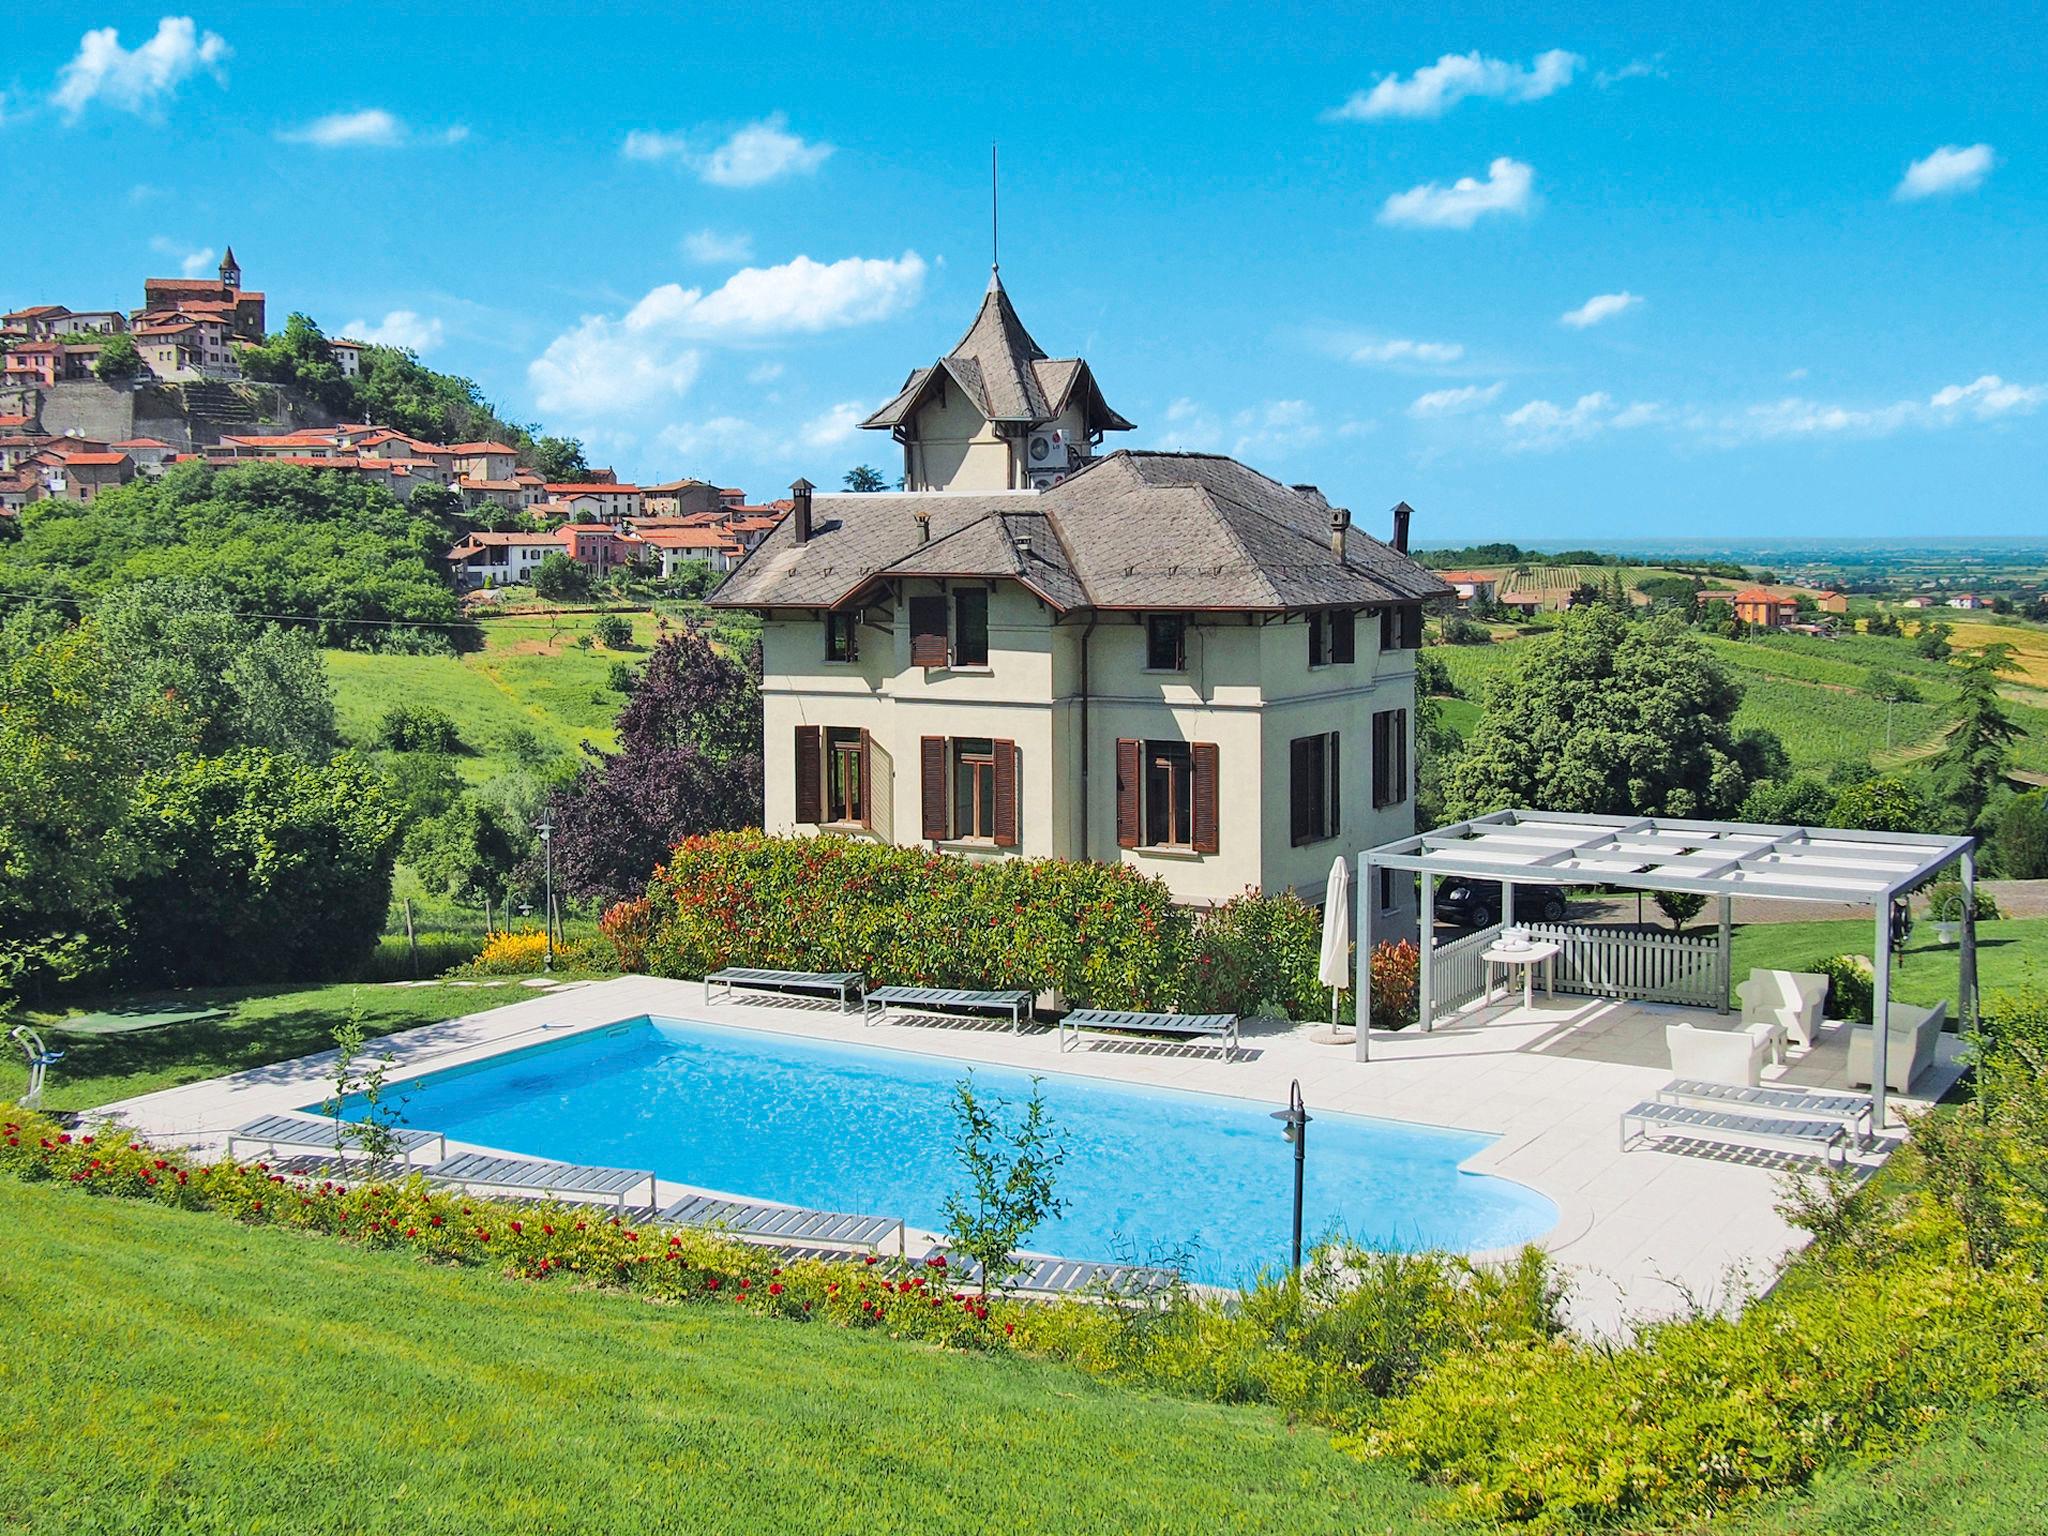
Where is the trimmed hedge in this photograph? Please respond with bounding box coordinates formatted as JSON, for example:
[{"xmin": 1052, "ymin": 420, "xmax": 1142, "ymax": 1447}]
[{"xmin": 640, "ymin": 832, "xmax": 1191, "ymax": 1011}]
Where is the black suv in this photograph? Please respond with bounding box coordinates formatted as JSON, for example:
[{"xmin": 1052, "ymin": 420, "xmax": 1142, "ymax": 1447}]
[{"xmin": 1436, "ymin": 880, "xmax": 1568, "ymax": 930}]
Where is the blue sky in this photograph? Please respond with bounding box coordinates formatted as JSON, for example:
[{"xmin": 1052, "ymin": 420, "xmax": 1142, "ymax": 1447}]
[{"xmin": 6, "ymin": 2, "xmax": 2044, "ymax": 540}]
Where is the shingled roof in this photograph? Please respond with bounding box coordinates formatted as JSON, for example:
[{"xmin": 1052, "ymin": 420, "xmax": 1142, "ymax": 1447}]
[
  {"xmin": 712, "ymin": 450, "xmax": 1451, "ymax": 615},
  {"xmin": 861, "ymin": 271, "xmax": 1134, "ymax": 436}
]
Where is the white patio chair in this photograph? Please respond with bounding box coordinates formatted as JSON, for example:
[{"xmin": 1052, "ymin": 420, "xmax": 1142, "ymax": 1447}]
[
  {"xmin": 1666, "ymin": 1021, "xmax": 1776, "ymax": 1087},
  {"xmin": 1737, "ymin": 969, "xmax": 1829, "ymax": 1049}
]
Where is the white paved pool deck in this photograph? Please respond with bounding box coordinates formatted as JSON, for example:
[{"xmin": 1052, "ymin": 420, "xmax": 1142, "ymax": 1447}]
[{"xmin": 92, "ymin": 975, "xmax": 1965, "ymax": 1338}]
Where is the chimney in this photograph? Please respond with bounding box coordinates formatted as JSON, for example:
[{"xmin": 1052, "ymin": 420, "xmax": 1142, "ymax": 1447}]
[
  {"xmin": 916, "ymin": 508, "xmax": 931, "ymax": 545},
  {"xmin": 1329, "ymin": 505, "xmax": 1350, "ymax": 562},
  {"xmin": 790, "ymin": 478, "xmax": 813, "ymax": 544},
  {"xmin": 1390, "ymin": 500, "xmax": 1413, "ymax": 554}
]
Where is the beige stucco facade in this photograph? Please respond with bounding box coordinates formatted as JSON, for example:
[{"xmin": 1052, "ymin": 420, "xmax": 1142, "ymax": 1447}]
[
  {"xmin": 898, "ymin": 382, "xmax": 1096, "ymax": 492},
  {"xmin": 759, "ymin": 583, "xmax": 1420, "ymax": 922}
]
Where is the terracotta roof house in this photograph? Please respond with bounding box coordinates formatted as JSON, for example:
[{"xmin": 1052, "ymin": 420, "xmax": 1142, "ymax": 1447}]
[{"xmin": 861, "ymin": 270, "xmax": 1133, "ymax": 491}]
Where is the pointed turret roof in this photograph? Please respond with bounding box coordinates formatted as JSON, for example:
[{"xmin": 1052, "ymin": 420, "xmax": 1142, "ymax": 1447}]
[{"xmin": 861, "ymin": 271, "xmax": 1133, "ymax": 435}]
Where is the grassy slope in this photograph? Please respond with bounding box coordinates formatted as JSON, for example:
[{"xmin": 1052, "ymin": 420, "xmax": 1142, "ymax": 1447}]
[
  {"xmin": 0, "ymin": 981, "xmax": 513, "ymax": 1111},
  {"xmin": 1730, "ymin": 917, "xmax": 2048, "ymax": 1007},
  {"xmin": 326, "ymin": 610, "xmax": 660, "ymax": 783},
  {"xmin": 0, "ymin": 1179, "xmax": 1430, "ymax": 1536}
]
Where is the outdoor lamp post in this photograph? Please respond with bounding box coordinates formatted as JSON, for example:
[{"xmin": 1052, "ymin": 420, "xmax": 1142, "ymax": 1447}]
[
  {"xmin": 1270, "ymin": 1080, "xmax": 1311, "ymax": 1274},
  {"xmin": 537, "ymin": 810, "xmax": 556, "ymax": 973}
]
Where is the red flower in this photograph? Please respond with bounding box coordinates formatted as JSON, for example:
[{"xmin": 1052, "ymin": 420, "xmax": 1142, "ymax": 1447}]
[
  {"xmin": 1004, "ymin": 1322, "xmax": 1015, "ymax": 1336},
  {"xmin": 510, "ymin": 1221, "xmax": 523, "ymax": 1234},
  {"xmin": 768, "ymin": 1282, "xmax": 783, "ymax": 1297},
  {"xmin": 430, "ymin": 1215, "xmax": 444, "ymax": 1227}
]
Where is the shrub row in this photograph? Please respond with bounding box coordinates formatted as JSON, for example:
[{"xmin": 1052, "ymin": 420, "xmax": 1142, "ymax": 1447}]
[
  {"xmin": 625, "ymin": 831, "xmax": 1419, "ymax": 1022},
  {"xmin": 457, "ymin": 928, "xmax": 611, "ymax": 976}
]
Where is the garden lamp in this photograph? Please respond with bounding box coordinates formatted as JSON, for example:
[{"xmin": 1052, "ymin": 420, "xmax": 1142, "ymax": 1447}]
[
  {"xmin": 1270, "ymin": 1080, "xmax": 1311, "ymax": 1274},
  {"xmin": 537, "ymin": 810, "xmax": 556, "ymax": 972}
]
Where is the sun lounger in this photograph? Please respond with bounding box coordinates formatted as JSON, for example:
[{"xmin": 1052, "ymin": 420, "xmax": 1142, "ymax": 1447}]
[
  {"xmin": 431, "ymin": 1151, "xmax": 657, "ymax": 1208},
  {"xmin": 660, "ymin": 1194, "xmax": 906, "ymax": 1255},
  {"xmin": 706, "ymin": 967, "xmax": 865, "ymax": 1012},
  {"xmin": 921, "ymin": 1246, "xmax": 1178, "ymax": 1298},
  {"xmin": 1659, "ymin": 1079, "xmax": 1875, "ymax": 1147},
  {"xmin": 863, "ymin": 985, "xmax": 1033, "ymax": 1033},
  {"xmin": 1058, "ymin": 1009, "xmax": 1240, "ymax": 1060},
  {"xmin": 1621, "ymin": 1099, "xmax": 1848, "ymax": 1164},
  {"xmin": 229, "ymin": 1111, "xmax": 446, "ymax": 1168}
]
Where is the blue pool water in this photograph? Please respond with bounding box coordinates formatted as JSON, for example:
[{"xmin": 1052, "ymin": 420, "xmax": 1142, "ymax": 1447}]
[{"xmin": 325, "ymin": 1016, "xmax": 1556, "ymax": 1285}]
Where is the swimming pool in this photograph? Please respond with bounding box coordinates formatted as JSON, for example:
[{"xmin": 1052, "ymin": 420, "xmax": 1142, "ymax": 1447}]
[{"xmin": 324, "ymin": 1016, "xmax": 1557, "ymax": 1285}]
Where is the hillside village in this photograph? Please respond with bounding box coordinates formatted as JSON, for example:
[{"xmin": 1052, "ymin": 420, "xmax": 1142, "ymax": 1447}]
[{"xmin": 0, "ymin": 247, "xmax": 791, "ymax": 580}]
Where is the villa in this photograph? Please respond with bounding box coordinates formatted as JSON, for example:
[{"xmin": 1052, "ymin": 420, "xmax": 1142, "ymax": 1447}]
[{"xmin": 712, "ymin": 271, "xmax": 1452, "ymax": 916}]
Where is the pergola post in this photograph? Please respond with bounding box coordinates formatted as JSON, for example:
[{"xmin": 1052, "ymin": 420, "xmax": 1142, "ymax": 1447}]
[
  {"xmin": 1354, "ymin": 851, "xmax": 1374, "ymax": 1063},
  {"xmin": 1716, "ymin": 896, "xmax": 1733, "ymax": 1012},
  {"xmin": 1418, "ymin": 873, "xmax": 1436, "ymax": 1032},
  {"xmin": 1871, "ymin": 893, "xmax": 1893, "ymax": 1131},
  {"xmin": 1960, "ymin": 846, "xmax": 1979, "ymax": 1030}
]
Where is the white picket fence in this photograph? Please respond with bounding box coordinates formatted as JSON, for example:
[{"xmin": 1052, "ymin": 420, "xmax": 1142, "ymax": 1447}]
[{"xmin": 1427, "ymin": 920, "xmax": 1727, "ymax": 1024}]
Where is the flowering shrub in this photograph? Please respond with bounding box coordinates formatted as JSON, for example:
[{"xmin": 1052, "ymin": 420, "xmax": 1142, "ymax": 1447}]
[
  {"xmin": 641, "ymin": 832, "xmax": 1190, "ymax": 1010},
  {"xmin": 458, "ymin": 928, "xmax": 609, "ymax": 976},
  {"xmin": 600, "ymin": 897, "xmax": 656, "ymax": 972},
  {"xmin": 1182, "ymin": 889, "xmax": 1331, "ymax": 1021},
  {"xmin": 1368, "ymin": 940, "xmax": 1420, "ymax": 1031}
]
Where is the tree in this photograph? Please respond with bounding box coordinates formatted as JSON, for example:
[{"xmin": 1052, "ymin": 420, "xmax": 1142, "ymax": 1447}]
[
  {"xmin": 544, "ymin": 628, "xmax": 763, "ymax": 904},
  {"xmin": 527, "ymin": 435, "xmax": 590, "ymax": 482},
  {"xmin": 1413, "ymin": 649, "xmax": 1460, "ymax": 831},
  {"xmin": 114, "ymin": 750, "xmax": 401, "ymax": 985},
  {"xmin": 376, "ymin": 701, "xmax": 463, "ymax": 754},
  {"xmin": 1739, "ymin": 774, "xmax": 1836, "ymax": 827},
  {"xmin": 403, "ymin": 795, "xmax": 522, "ymax": 898},
  {"xmin": 239, "ymin": 312, "xmax": 353, "ymax": 415},
  {"xmin": 1827, "ymin": 775, "xmax": 1929, "ymax": 833},
  {"xmin": 532, "ymin": 552, "xmax": 590, "ymax": 601},
  {"xmin": 843, "ymin": 465, "xmax": 887, "ymax": 493},
  {"xmin": 1637, "ymin": 574, "xmax": 1702, "ymax": 610},
  {"xmin": 1652, "ymin": 891, "xmax": 1708, "ymax": 932},
  {"xmin": 93, "ymin": 333, "xmax": 143, "ymax": 382},
  {"xmin": 1914, "ymin": 620, "xmax": 1954, "ymax": 661},
  {"xmin": 1992, "ymin": 791, "xmax": 2048, "ymax": 879},
  {"xmin": 1864, "ymin": 668, "xmax": 1922, "ymax": 704},
  {"xmin": 1443, "ymin": 609, "xmax": 1754, "ymax": 821},
  {"xmin": 592, "ymin": 613, "xmax": 632, "ymax": 649},
  {"xmin": 942, "ymin": 1075, "xmax": 1067, "ymax": 1296},
  {"xmin": 1935, "ymin": 645, "xmax": 2023, "ymax": 832}
]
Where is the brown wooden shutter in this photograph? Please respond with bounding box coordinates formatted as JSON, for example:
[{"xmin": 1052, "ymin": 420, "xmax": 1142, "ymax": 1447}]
[
  {"xmin": 1332, "ymin": 610, "xmax": 1356, "ymax": 664},
  {"xmin": 1289, "ymin": 737, "xmax": 1313, "ymax": 846},
  {"xmin": 1400, "ymin": 606, "xmax": 1423, "ymax": 650},
  {"xmin": 920, "ymin": 736, "xmax": 948, "ymax": 840},
  {"xmin": 909, "ymin": 595, "xmax": 948, "ymax": 668},
  {"xmin": 1328, "ymin": 731, "xmax": 1341, "ymax": 836},
  {"xmin": 992, "ymin": 739, "xmax": 1018, "ymax": 847},
  {"xmin": 1393, "ymin": 710, "xmax": 1409, "ymax": 806},
  {"xmin": 794, "ymin": 725, "xmax": 822, "ymax": 823},
  {"xmin": 1114, "ymin": 738, "xmax": 1141, "ymax": 849},
  {"xmin": 1191, "ymin": 742, "xmax": 1220, "ymax": 854},
  {"xmin": 857, "ymin": 729, "xmax": 874, "ymax": 828}
]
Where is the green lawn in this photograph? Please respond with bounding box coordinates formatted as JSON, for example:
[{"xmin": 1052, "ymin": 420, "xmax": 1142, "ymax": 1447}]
[
  {"xmin": 0, "ymin": 980, "xmax": 511, "ymax": 1112},
  {"xmin": 0, "ymin": 1178, "xmax": 1431, "ymax": 1536},
  {"xmin": 1730, "ymin": 916, "xmax": 2048, "ymax": 1009},
  {"xmin": 326, "ymin": 609, "xmax": 661, "ymax": 783}
]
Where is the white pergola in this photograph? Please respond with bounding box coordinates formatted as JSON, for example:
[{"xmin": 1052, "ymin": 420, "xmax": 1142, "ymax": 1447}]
[{"xmin": 1357, "ymin": 810, "xmax": 1979, "ymax": 1126}]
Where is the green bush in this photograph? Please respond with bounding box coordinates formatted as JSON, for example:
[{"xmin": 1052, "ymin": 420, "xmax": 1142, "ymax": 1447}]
[
  {"xmin": 375, "ymin": 702, "xmax": 462, "ymax": 754},
  {"xmin": 640, "ymin": 831, "xmax": 1190, "ymax": 1010},
  {"xmin": 1184, "ymin": 889, "xmax": 1328, "ymax": 1020},
  {"xmin": 1924, "ymin": 875, "xmax": 2002, "ymax": 923},
  {"xmin": 591, "ymin": 613, "xmax": 632, "ymax": 649},
  {"xmin": 1818, "ymin": 952, "xmax": 1875, "ymax": 1024}
]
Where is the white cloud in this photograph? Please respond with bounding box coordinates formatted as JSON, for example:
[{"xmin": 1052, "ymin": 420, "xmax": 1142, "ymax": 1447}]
[
  {"xmin": 798, "ymin": 401, "xmax": 867, "ymax": 452},
  {"xmin": 278, "ymin": 108, "xmax": 465, "ymax": 148},
  {"xmin": 683, "ymin": 229, "xmax": 754, "ymax": 264},
  {"xmin": 342, "ymin": 310, "xmax": 444, "ymax": 353},
  {"xmin": 1502, "ymin": 392, "xmax": 1663, "ymax": 450},
  {"xmin": 1695, "ymin": 374, "xmax": 2043, "ymax": 443},
  {"xmin": 1348, "ymin": 337, "xmax": 1465, "ymax": 367},
  {"xmin": 1929, "ymin": 374, "xmax": 2046, "ymax": 419},
  {"xmin": 1409, "ymin": 382, "xmax": 1504, "ymax": 418},
  {"xmin": 1329, "ymin": 49, "xmax": 1582, "ymax": 121},
  {"xmin": 1560, "ymin": 291, "xmax": 1642, "ymax": 329},
  {"xmin": 655, "ymin": 400, "xmax": 870, "ymax": 463},
  {"xmin": 54, "ymin": 16, "xmax": 230, "ymax": 119},
  {"xmin": 1379, "ymin": 157, "xmax": 1535, "ymax": 229},
  {"xmin": 530, "ymin": 252, "xmax": 923, "ymax": 418},
  {"xmin": 624, "ymin": 112, "xmax": 832, "ymax": 187},
  {"xmin": 1152, "ymin": 398, "xmax": 1368, "ymax": 459},
  {"xmin": 747, "ymin": 360, "xmax": 786, "ymax": 384},
  {"xmin": 149, "ymin": 236, "xmax": 215, "ymax": 276},
  {"xmin": 1895, "ymin": 143, "xmax": 1995, "ymax": 201},
  {"xmin": 1596, "ymin": 58, "xmax": 1663, "ymax": 88}
]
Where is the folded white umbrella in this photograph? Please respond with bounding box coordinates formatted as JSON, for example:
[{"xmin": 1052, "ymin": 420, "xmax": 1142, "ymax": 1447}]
[{"xmin": 1319, "ymin": 856, "xmax": 1354, "ymax": 1046}]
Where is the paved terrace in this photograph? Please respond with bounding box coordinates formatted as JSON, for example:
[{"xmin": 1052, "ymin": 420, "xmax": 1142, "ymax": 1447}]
[{"xmin": 93, "ymin": 975, "xmax": 1964, "ymax": 1338}]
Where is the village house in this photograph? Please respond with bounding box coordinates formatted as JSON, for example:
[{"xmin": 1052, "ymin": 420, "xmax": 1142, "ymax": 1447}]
[
  {"xmin": 635, "ymin": 523, "xmax": 746, "ymax": 576},
  {"xmin": 1947, "ymin": 592, "xmax": 1985, "ymax": 610},
  {"xmin": 712, "ymin": 271, "xmax": 1449, "ymax": 917},
  {"xmin": 644, "ymin": 478, "xmax": 724, "ymax": 516},
  {"xmin": 1437, "ymin": 570, "xmax": 1499, "ymax": 607},
  {"xmin": 446, "ymin": 530, "xmax": 569, "ymax": 588},
  {"xmin": 113, "ymin": 437, "xmax": 175, "ymax": 475},
  {"xmin": 41, "ymin": 449, "xmax": 135, "ymax": 501},
  {"xmin": 548, "ymin": 483, "xmax": 646, "ymax": 522},
  {"xmin": 330, "ymin": 339, "xmax": 365, "ymax": 377},
  {"xmin": 136, "ymin": 248, "xmax": 265, "ymax": 343},
  {"xmin": 1, "ymin": 306, "xmax": 73, "ymax": 342}
]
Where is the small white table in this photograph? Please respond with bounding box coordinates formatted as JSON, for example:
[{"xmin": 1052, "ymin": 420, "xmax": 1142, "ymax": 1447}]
[{"xmin": 1481, "ymin": 939, "xmax": 1562, "ymax": 1010}]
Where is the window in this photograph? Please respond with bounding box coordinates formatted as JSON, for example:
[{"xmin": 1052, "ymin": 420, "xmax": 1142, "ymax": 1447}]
[
  {"xmin": 1379, "ymin": 606, "xmax": 1422, "ymax": 653},
  {"xmin": 909, "ymin": 595, "xmax": 949, "ymax": 668},
  {"xmin": 1146, "ymin": 614, "xmax": 1187, "ymax": 671},
  {"xmin": 1289, "ymin": 732, "xmax": 1340, "ymax": 845},
  {"xmin": 1308, "ymin": 611, "xmax": 1356, "ymax": 668},
  {"xmin": 825, "ymin": 726, "xmax": 866, "ymax": 824},
  {"xmin": 1372, "ymin": 708, "xmax": 1409, "ymax": 809},
  {"xmin": 1379, "ymin": 867, "xmax": 1398, "ymax": 914},
  {"xmin": 953, "ymin": 589, "xmax": 989, "ymax": 666},
  {"xmin": 825, "ymin": 611, "xmax": 859, "ymax": 662},
  {"xmin": 1144, "ymin": 741, "xmax": 1193, "ymax": 847},
  {"xmin": 952, "ymin": 738, "xmax": 998, "ymax": 839}
]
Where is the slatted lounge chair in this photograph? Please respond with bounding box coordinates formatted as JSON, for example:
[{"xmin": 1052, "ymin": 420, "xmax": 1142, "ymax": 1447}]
[
  {"xmin": 430, "ymin": 1151, "xmax": 657, "ymax": 1208},
  {"xmin": 922, "ymin": 1247, "xmax": 1178, "ymax": 1298},
  {"xmin": 1058, "ymin": 1009, "xmax": 1240, "ymax": 1060},
  {"xmin": 1660, "ymin": 1079, "xmax": 1876, "ymax": 1147},
  {"xmin": 1621, "ymin": 1099, "xmax": 1848, "ymax": 1165},
  {"xmin": 863, "ymin": 985, "xmax": 1033, "ymax": 1033},
  {"xmin": 229, "ymin": 1111, "xmax": 447, "ymax": 1168},
  {"xmin": 660, "ymin": 1194, "xmax": 906, "ymax": 1255},
  {"xmin": 706, "ymin": 968, "xmax": 865, "ymax": 1012}
]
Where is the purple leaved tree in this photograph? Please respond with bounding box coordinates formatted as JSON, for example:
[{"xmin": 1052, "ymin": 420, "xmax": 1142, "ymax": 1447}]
[{"xmin": 544, "ymin": 627, "xmax": 763, "ymax": 905}]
